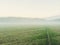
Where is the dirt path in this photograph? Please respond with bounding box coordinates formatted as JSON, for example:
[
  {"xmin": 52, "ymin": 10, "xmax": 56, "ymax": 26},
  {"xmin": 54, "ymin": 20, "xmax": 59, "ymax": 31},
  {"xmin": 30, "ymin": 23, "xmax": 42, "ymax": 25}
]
[{"xmin": 46, "ymin": 28, "xmax": 51, "ymax": 45}]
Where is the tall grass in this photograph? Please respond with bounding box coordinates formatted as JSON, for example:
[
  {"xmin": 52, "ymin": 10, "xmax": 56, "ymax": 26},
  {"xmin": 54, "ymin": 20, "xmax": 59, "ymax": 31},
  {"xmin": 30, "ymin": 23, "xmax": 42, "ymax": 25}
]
[{"xmin": 0, "ymin": 25, "xmax": 60, "ymax": 45}]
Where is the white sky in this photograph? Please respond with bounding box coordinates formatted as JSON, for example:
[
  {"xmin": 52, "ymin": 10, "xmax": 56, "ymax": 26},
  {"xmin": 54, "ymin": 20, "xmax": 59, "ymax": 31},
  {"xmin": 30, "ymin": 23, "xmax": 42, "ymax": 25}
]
[{"xmin": 0, "ymin": 0, "xmax": 60, "ymax": 18}]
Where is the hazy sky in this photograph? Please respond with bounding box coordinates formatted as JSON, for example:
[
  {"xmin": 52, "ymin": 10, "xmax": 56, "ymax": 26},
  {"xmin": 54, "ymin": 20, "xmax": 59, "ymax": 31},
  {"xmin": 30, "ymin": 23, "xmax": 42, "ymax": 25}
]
[{"xmin": 0, "ymin": 0, "xmax": 60, "ymax": 18}]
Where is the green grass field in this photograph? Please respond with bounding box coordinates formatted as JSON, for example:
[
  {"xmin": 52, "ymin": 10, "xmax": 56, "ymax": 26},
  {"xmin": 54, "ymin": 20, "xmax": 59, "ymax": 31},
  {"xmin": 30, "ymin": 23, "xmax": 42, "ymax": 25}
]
[{"xmin": 0, "ymin": 25, "xmax": 60, "ymax": 45}]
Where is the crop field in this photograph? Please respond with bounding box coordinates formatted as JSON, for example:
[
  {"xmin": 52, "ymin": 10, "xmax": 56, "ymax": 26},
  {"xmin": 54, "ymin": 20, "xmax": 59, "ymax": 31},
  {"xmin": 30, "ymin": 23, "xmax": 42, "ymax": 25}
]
[{"xmin": 0, "ymin": 25, "xmax": 60, "ymax": 45}]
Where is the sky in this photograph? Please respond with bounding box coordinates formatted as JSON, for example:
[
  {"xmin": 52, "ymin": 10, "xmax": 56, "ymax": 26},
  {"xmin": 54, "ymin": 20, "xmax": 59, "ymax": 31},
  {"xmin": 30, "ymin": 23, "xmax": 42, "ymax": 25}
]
[{"xmin": 0, "ymin": 0, "xmax": 60, "ymax": 18}]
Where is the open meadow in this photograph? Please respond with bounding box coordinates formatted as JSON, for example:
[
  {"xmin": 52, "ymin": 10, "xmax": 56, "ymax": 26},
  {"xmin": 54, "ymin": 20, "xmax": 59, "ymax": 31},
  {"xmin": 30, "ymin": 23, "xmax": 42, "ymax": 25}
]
[{"xmin": 0, "ymin": 24, "xmax": 60, "ymax": 45}]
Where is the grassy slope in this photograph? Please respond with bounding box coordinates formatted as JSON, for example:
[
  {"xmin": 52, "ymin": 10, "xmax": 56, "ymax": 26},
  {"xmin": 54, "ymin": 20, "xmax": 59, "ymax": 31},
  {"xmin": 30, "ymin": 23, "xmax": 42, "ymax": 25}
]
[
  {"xmin": 0, "ymin": 25, "xmax": 60, "ymax": 45},
  {"xmin": 0, "ymin": 26, "xmax": 47, "ymax": 45}
]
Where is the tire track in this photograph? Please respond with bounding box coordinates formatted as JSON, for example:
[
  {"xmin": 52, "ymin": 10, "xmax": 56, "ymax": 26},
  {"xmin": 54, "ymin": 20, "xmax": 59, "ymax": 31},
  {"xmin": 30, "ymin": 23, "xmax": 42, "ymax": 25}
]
[{"xmin": 46, "ymin": 28, "xmax": 51, "ymax": 45}]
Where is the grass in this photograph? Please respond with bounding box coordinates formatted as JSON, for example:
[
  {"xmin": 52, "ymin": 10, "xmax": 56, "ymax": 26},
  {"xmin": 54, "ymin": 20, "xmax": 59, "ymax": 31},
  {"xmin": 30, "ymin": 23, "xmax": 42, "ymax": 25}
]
[
  {"xmin": 48, "ymin": 26, "xmax": 60, "ymax": 45},
  {"xmin": 0, "ymin": 25, "xmax": 60, "ymax": 45}
]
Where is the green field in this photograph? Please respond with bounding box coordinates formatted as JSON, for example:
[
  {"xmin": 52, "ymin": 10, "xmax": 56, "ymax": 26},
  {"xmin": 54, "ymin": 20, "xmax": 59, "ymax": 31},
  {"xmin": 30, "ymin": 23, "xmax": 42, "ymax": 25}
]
[{"xmin": 0, "ymin": 25, "xmax": 60, "ymax": 45}]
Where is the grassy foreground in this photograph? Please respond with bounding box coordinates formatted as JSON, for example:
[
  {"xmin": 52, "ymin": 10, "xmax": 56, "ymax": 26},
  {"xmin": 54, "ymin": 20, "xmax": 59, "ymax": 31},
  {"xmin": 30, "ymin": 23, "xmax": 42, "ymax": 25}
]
[{"xmin": 0, "ymin": 25, "xmax": 60, "ymax": 45}]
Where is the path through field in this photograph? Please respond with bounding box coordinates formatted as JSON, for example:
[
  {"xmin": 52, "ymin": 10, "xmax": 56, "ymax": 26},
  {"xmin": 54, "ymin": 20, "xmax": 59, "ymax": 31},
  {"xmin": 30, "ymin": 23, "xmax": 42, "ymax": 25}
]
[{"xmin": 46, "ymin": 28, "xmax": 51, "ymax": 45}]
